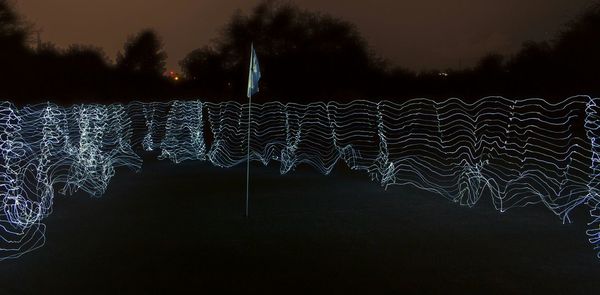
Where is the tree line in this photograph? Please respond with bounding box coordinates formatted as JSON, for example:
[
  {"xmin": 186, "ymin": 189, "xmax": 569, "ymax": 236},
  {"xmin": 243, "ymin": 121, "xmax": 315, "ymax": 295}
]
[{"xmin": 1, "ymin": 0, "xmax": 599, "ymax": 105}]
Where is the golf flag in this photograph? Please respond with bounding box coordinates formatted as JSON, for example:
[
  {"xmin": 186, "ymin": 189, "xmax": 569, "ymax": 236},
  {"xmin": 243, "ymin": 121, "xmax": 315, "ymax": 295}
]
[{"xmin": 247, "ymin": 43, "xmax": 261, "ymax": 98}]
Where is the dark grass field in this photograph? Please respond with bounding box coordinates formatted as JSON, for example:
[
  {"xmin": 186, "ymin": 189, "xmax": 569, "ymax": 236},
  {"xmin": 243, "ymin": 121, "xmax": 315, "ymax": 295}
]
[{"xmin": 0, "ymin": 157, "xmax": 599, "ymax": 294}]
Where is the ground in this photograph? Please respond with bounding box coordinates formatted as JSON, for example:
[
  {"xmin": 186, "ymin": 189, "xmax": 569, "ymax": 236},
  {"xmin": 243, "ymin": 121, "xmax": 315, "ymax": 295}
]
[{"xmin": 0, "ymin": 157, "xmax": 598, "ymax": 294}]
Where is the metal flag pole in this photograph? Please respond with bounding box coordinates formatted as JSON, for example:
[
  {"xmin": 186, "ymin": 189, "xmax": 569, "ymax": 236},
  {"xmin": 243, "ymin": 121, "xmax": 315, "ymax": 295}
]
[
  {"xmin": 245, "ymin": 42, "xmax": 261, "ymax": 218},
  {"xmin": 245, "ymin": 85, "xmax": 251, "ymax": 218},
  {"xmin": 245, "ymin": 43, "xmax": 254, "ymax": 218}
]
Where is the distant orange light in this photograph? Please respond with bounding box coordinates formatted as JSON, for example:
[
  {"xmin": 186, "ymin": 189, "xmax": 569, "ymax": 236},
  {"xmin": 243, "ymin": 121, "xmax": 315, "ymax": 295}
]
[{"xmin": 174, "ymin": 76, "xmax": 179, "ymax": 81}]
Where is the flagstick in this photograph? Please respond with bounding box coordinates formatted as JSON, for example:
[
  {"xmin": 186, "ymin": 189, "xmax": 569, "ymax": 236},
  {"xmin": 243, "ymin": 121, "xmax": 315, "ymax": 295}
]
[
  {"xmin": 245, "ymin": 43, "xmax": 254, "ymax": 218},
  {"xmin": 245, "ymin": 96, "xmax": 251, "ymax": 218}
]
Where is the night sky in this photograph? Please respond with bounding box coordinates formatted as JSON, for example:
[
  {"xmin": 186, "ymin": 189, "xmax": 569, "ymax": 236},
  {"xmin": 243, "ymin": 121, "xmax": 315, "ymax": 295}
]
[{"xmin": 17, "ymin": 0, "xmax": 595, "ymax": 72}]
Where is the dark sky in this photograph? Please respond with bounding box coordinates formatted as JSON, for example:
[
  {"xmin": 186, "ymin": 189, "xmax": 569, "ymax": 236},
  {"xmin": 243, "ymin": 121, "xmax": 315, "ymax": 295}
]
[{"xmin": 16, "ymin": 0, "xmax": 595, "ymax": 72}]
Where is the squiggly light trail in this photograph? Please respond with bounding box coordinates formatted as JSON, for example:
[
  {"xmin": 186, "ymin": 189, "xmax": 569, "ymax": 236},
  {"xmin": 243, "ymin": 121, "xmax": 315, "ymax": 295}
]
[{"xmin": 1, "ymin": 96, "xmax": 599, "ymax": 260}]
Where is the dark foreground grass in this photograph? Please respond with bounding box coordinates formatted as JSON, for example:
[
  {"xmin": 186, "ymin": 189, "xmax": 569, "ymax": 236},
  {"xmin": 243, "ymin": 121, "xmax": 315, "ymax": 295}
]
[{"xmin": 0, "ymin": 157, "xmax": 598, "ymax": 294}]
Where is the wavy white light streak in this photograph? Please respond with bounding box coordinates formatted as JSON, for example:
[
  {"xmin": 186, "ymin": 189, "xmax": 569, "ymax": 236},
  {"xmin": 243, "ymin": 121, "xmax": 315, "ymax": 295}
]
[{"xmin": 0, "ymin": 96, "xmax": 599, "ymax": 260}]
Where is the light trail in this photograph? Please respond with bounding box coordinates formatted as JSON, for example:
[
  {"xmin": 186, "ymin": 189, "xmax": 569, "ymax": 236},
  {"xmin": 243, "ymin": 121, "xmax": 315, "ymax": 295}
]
[{"xmin": 1, "ymin": 96, "xmax": 598, "ymax": 260}]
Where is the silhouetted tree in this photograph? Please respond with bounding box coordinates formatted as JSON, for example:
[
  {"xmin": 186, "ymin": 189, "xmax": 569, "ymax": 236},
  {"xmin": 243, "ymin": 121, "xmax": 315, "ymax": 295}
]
[
  {"xmin": 0, "ymin": 0, "xmax": 32, "ymax": 101},
  {"xmin": 552, "ymin": 2, "xmax": 600, "ymax": 94},
  {"xmin": 180, "ymin": 46, "xmax": 227, "ymax": 93},
  {"xmin": 505, "ymin": 41, "xmax": 554, "ymax": 95},
  {"xmin": 117, "ymin": 29, "xmax": 167, "ymax": 77},
  {"xmin": 475, "ymin": 53, "xmax": 505, "ymax": 75},
  {"xmin": 471, "ymin": 53, "xmax": 507, "ymax": 95},
  {"xmin": 0, "ymin": 0, "xmax": 28, "ymax": 52}
]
